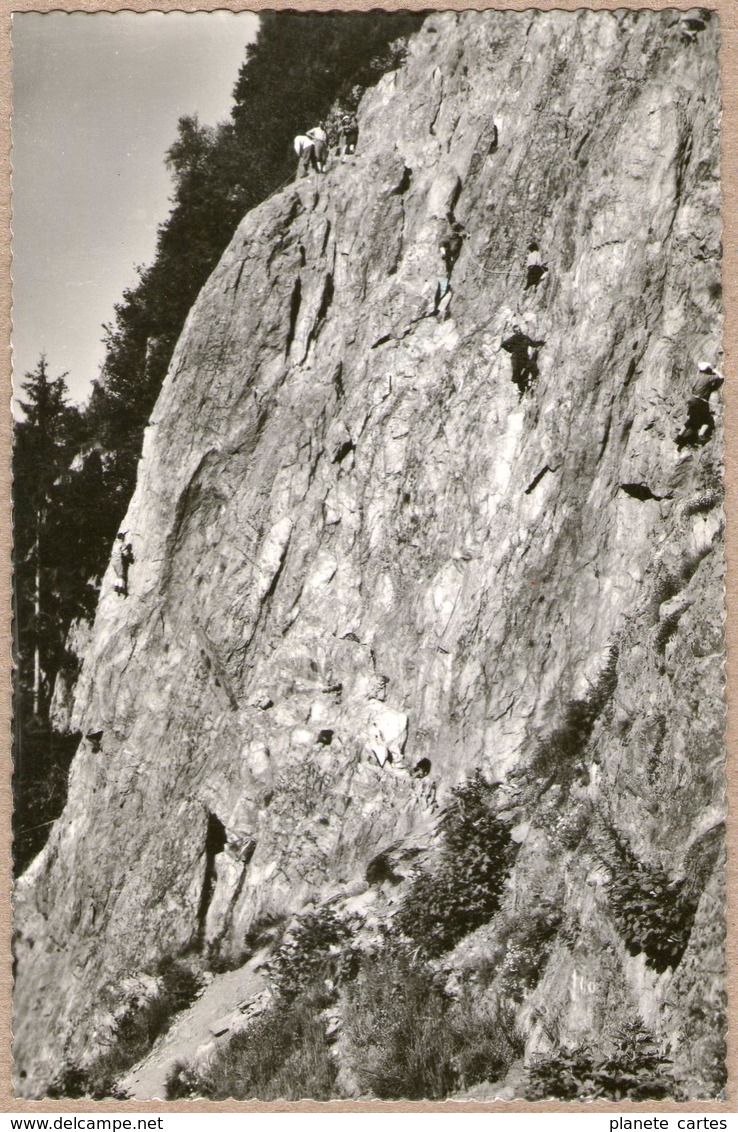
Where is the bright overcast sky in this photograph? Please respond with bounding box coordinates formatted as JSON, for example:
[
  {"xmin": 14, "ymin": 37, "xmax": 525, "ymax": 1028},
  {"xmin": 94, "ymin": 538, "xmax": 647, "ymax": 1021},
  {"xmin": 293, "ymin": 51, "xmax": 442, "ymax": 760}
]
[{"xmin": 12, "ymin": 11, "xmax": 259, "ymax": 406}]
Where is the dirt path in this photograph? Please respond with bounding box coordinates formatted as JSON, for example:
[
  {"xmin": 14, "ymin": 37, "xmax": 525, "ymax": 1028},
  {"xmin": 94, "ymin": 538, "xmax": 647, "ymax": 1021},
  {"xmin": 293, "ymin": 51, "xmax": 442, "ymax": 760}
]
[{"xmin": 120, "ymin": 959, "xmax": 266, "ymax": 1100}]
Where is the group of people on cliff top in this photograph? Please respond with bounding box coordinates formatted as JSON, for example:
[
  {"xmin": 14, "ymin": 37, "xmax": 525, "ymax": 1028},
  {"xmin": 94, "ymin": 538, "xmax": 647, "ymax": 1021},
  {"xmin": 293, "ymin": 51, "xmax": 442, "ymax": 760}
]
[{"xmin": 294, "ymin": 114, "xmax": 359, "ymax": 177}]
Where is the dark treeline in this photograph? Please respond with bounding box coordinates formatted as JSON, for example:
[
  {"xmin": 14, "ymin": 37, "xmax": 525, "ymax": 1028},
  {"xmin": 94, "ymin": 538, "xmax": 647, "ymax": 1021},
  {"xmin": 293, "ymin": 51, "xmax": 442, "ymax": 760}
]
[
  {"xmin": 13, "ymin": 12, "xmax": 426, "ymax": 873},
  {"xmin": 13, "ymin": 360, "xmax": 94, "ymax": 870}
]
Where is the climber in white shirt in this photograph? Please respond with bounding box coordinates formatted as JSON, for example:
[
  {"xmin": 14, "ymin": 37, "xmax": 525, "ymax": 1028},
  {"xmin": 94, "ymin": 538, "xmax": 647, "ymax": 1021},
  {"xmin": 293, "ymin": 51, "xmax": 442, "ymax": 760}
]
[{"xmin": 306, "ymin": 124, "xmax": 328, "ymax": 173}]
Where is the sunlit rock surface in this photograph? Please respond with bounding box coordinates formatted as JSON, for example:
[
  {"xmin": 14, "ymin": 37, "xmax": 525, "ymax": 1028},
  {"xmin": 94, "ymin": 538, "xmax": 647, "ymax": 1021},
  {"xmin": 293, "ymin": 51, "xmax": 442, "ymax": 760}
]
[{"xmin": 14, "ymin": 9, "xmax": 725, "ymax": 1098}]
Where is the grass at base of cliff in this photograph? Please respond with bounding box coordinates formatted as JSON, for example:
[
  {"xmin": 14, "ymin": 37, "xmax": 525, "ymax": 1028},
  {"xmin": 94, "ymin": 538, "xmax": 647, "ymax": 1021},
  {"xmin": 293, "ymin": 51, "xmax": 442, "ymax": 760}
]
[
  {"xmin": 342, "ymin": 951, "xmax": 523, "ymax": 1099},
  {"xmin": 167, "ymin": 952, "xmax": 523, "ymax": 1101},
  {"xmin": 166, "ymin": 986, "xmax": 339, "ymax": 1101}
]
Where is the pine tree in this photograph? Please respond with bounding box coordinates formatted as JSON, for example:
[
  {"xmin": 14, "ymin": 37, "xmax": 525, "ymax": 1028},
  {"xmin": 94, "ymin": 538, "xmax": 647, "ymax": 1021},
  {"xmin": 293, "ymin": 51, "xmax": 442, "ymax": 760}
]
[
  {"xmin": 13, "ymin": 358, "xmax": 83, "ymax": 873},
  {"xmin": 13, "ymin": 357, "xmax": 78, "ymax": 716}
]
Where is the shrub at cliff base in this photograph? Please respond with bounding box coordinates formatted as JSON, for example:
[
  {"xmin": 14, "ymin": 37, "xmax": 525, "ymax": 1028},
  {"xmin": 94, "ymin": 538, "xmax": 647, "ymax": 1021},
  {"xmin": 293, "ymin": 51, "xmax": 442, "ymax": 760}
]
[
  {"xmin": 343, "ymin": 952, "xmax": 523, "ymax": 1099},
  {"xmin": 599, "ymin": 827, "xmax": 699, "ymax": 973},
  {"xmin": 393, "ymin": 772, "xmax": 515, "ymax": 957},
  {"xmin": 266, "ymin": 905, "xmax": 362, "ymax": 1000},
  {"xmin": 525, "ymin": 1022, "xmax": 680, "ymax": 1102}
]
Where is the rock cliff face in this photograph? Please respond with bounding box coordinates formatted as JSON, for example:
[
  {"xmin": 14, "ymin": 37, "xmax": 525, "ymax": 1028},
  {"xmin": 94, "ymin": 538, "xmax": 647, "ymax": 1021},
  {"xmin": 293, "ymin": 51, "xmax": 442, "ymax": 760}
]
[{"xmin": 14, "ymin": 9, "xmax": 725, "ymax": 1099}]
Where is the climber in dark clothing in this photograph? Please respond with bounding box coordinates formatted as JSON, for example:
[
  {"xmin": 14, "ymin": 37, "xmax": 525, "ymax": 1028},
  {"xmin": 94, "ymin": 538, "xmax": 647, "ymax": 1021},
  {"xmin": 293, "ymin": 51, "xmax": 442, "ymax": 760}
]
[
  {"xmin": 501, "ymin": 326, "xmax": 546, "ymax": 396},
  {"xmin": 440, "ymin": 226, "xmax": 465, "ymax": 272},
  {"xmin": 435, "ymin": 220, "xmax": 466, "ymax": 316},
  {"xmin": 675, "ymin": 363, "xmax": 724, "ymax": 449},
  {"xmin": 525, "ymin": 242, "xmax": 548, "ymax": 289},
  {"xmin": 339, "ymin": 112, "xmax": 359, "ymax": 155},
  {"xmin": 112, "ymin": 531, "xmax": 134, "ymax": 597}
]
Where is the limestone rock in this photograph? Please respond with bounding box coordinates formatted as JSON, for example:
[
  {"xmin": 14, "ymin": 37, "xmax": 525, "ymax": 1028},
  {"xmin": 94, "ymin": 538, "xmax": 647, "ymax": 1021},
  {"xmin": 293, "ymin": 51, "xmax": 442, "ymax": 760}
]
[{"xmin": 13, "ymin": 9, "xmax": 724, "ymax": 1099}]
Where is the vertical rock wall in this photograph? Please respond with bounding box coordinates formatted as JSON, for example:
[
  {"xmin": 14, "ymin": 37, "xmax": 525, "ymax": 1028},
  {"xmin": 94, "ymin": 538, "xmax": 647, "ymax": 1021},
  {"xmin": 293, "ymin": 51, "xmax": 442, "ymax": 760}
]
[{"xmin": 14, "ymin": 10, "xmax": 725, "ymax": 1098}]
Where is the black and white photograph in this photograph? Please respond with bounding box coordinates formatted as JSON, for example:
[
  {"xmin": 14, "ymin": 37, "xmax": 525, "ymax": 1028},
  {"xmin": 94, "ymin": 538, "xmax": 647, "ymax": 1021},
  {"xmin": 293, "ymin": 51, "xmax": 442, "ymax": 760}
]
[{"xmin": 10, "ymin": 6, "xmax": 728, "ymax": 1105}]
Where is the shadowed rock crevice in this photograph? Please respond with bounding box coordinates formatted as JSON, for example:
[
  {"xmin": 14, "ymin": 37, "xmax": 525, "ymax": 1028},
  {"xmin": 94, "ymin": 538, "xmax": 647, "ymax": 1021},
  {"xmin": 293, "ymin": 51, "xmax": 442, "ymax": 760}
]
[
  {"xmin": 391, "ymin": 166, "xmax": 413, "ymax": 195},
  {"xmin": 620, "ymin": 482, "xmax": 672, "ymax": 502},
  {"xmin": 196, "ymin": 813, "xmax": 227, "ymax": 947},
  {"xmin": 525, "ymin": 465, "xmax": 553, "ymax": 495},
  {"xmin": 285, "ymin": 276, "xmax": 302, "ymax": 357}
]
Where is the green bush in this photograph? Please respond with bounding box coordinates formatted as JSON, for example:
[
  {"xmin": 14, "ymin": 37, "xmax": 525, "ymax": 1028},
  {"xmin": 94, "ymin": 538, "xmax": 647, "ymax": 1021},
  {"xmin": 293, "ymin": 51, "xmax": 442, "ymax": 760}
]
[
  {"xmin": 526, "ymin": 1022, "xmax": 679, "ymax": 1101},
  {"xmin": 450, "ymin": 992, "xmax": 524, "ymax": 1090},
  {"xmin": 600, "ymin": 828, "xmax": 698, "ymax": 973},
  {"xmin": 530, "ymin": 647, "xmax": 618, "ymax": 789},
  {"xmin": 47, "ymin": 1066, "xmax": 129, "ymax": 1102},
  {"xmin": 166, "ymin": 987, "xmax": 338, "ymax": 1100},
  {"xmin": 343, "ymin": 950, "xmax": 522, "ymax": 1098},
  {"xmin": 165, "ymin": 1058, "xmax": 202, "ymax": 1100},
  {"xmin": 496, "ymin": 901, "xmax": 563, "ymax": 1002},
  {"xmin": 393, "ymin": 772, "xmax": 514, "ymax": 957},
  {"xmin": 266, "ymin": 905, "xmax": 362, "ymax": 1000}
]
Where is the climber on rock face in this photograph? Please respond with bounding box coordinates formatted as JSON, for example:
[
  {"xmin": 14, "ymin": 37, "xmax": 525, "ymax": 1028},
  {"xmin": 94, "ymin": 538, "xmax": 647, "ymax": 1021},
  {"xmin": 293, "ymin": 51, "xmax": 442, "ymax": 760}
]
[
  {"xmin": 501, "ymin": 325, "xmax": 546, "ymax": 397},
  {"xmin": 294, "ymin": 134, "xmax": 317, "ymax": 177},
  {"xmin": 440, "ymin": 219, "xmax": 466, "ymax": 272},
  {"xmin": 434, "ymin": 219, "xmax": 466, "ymax": 317},
  {"xmin": 306, "ymin": 124, "xmax": 328, "ymax": 173},
  {"xmin": 112, "ymin": 531, "xmax": 134, "ymax": 597},
  {"xmin": 525, "ymin": 241, "xmax": 548, "ymax": 289},
  {"xmin": 675, "ymin": 362, "xmax": 724, "ymax": 449},
  {"xmin": 339, "ymin": 113, "xmax": 359, "ymax": 156}
]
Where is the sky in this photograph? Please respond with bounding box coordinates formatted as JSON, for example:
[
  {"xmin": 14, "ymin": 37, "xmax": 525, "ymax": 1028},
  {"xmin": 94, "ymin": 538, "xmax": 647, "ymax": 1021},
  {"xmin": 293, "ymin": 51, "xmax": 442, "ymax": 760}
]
[{"xmin": 11, "ymin": 11, "xmax": 259, "ymax": 406}]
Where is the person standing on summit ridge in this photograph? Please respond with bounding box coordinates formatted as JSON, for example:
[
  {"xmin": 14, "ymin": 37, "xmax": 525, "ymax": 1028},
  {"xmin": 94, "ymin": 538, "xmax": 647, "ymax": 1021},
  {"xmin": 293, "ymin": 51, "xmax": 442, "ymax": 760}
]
[{"xmin": 306, "ymin": 124, "xmax": 328, "ymax": 173}]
